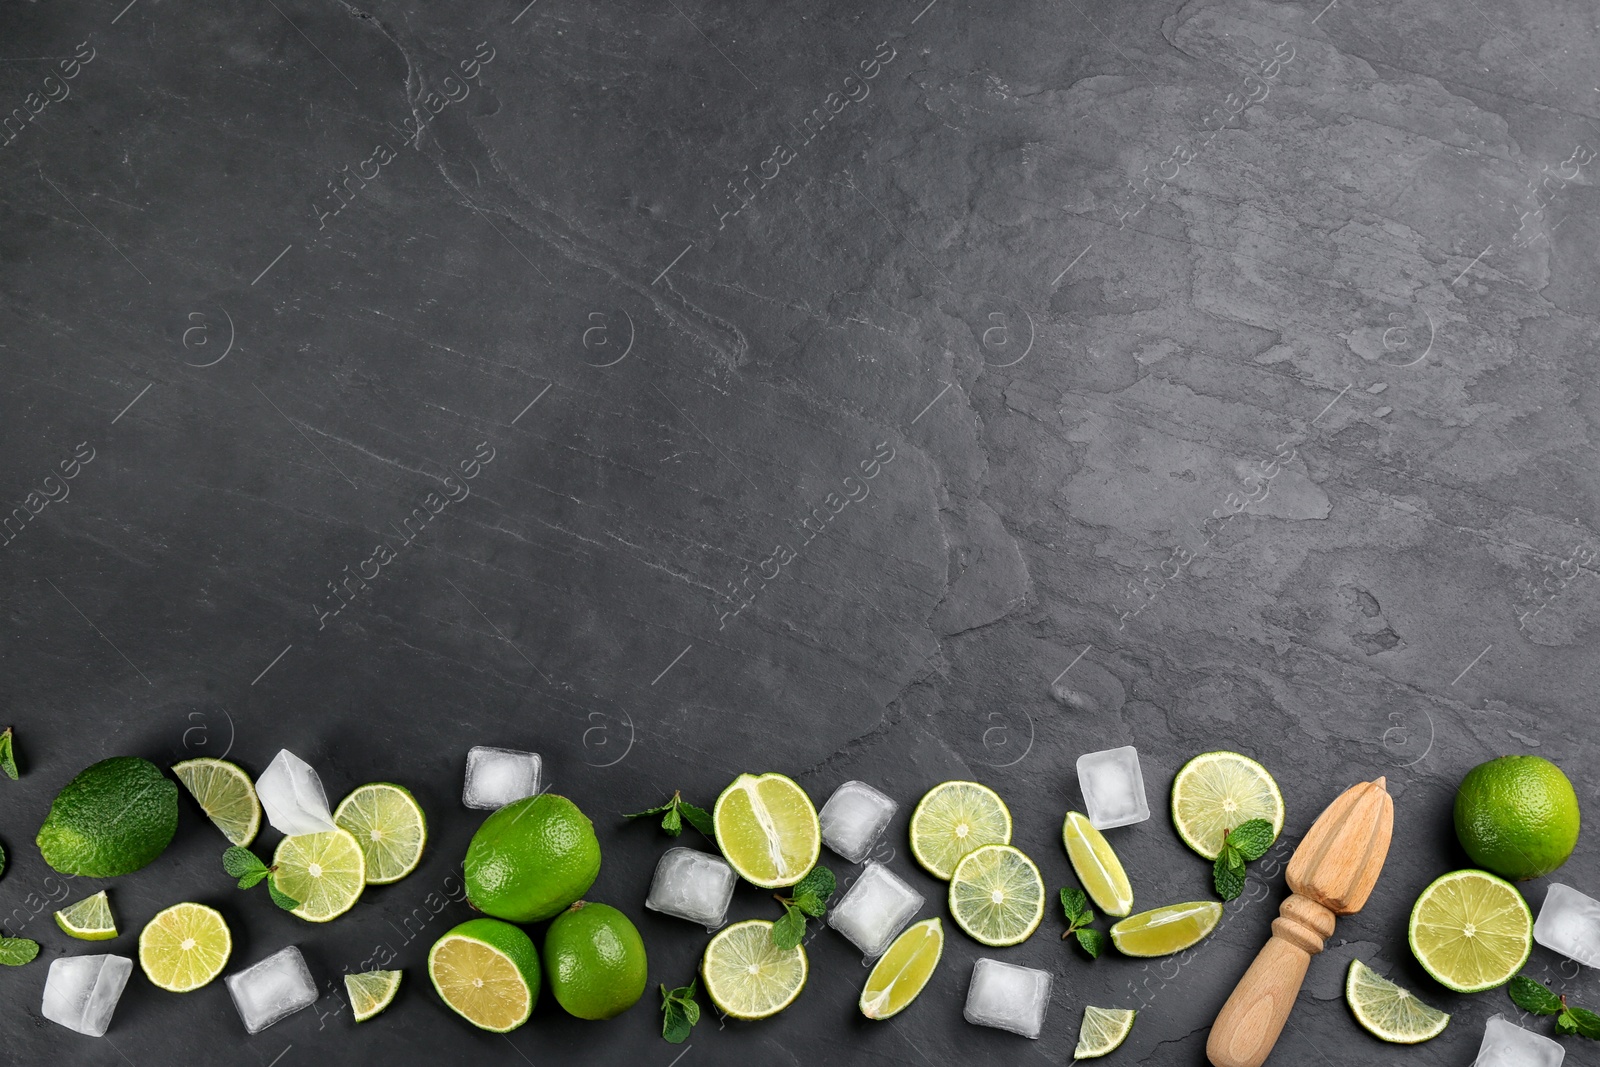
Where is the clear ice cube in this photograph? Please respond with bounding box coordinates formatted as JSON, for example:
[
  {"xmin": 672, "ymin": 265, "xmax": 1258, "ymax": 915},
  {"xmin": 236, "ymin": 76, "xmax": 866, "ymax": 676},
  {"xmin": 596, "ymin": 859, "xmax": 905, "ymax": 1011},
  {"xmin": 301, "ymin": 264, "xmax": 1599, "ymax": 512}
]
[
  {"xmin": 41, "ymin": 954, "xmax": 133, "ymax": 1038},
  {"xmin": 1534, "ymin": 883, "xmax": 1600, "ymax": 968},
  {"xmin": 462, "ymin": 745, "xmax": 542, "ymax": 810},
  {"xmin": 826, "ymin": 861, "xmax": 923, "ymax": 958},
  {"xmin": 645, "ymin": 847, "xmax": 738, "ymax": 929},
  {"xmin": 1076, "ymin": 745, "xmax": 1150, "ymax": 829},
  {"xmin": 1475, "ymin": 1014, "xmax": 1565, "ymax": 1067},
  {"xmin": 964, "ymin": 957, "xmax": 1052, "ymax": 1039},
  {"xmin": 255, "ymin": 749, "xmax": 337, "ymax": 835},
  {"xmin": 225, "ymin": 946, "xmax": 319, "ymax": 1035},
  {"xmin": 819, "ymin": 780, "xmax": 898, "ymax": 864}
]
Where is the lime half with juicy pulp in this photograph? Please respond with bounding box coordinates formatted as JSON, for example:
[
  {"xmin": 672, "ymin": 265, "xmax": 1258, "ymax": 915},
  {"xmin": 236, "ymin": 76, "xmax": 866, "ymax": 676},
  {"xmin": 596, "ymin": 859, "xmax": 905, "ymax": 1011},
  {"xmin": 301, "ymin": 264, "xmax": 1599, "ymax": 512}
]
[
  {"xmin": 139, "ymin": 902, "xmax": 232, "ymax": 992},
  {"xmin": 1062, "ymin": 811, "xmax": 1133, "ymax": 917},
  {"xmin": 1074, "ymin": 1005, "xmax": 1137, "ymax": 1059},
  {"xmin": 334, "ymin": 782, "xmax": 427, "ymax": 885},
  {"xmin": 55, "ymin": 890, "xmax": 116, "ymax": 940},
  {"xmin": 1407, "ymin": 869, "xmax": 1531, "ymax": 992},
  {"xmin": 949, "ymin": 844, "xmax": 1046, "ymax": 947},
  {"xmin": 273, "ymin": 829, "xmax": 366, "ymax": 922},
  {"xmin": 1170, "ymin": 751, "xmax": 1284, "ymax": 860},
  {"xmin": 712, "ymin": 773, "xmax": 820, "ymax": 888},
  {"xmin": 1109, "ymin": 901, "xmax": 1222, "ymax": 957},
  {"xmin": 345, "ymin": 969, "xmax": 403, "ymax": 1023},
  {"xmin": 701, "ymin": 919, "xmax": 808, "ymax": 1020},
  {"xmin": 172, "ymin": 757, "xmax": 262, "ymax": 847},
  {"xmin": 1344, "ymin": 959, "xmax": 1448, "ymax": 1043},
  {"xmin": 860, "ymin": 917, "xmax": 944, "ymax": 1020},
  {"xmin": 909, "ymin": 780, "xmax": 1012, "ymax": 880}
]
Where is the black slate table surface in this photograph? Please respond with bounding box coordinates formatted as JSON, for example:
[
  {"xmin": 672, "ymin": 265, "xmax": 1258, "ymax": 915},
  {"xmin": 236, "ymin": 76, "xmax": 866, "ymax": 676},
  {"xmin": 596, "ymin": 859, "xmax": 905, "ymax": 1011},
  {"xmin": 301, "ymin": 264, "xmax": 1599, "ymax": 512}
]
[{"xmin": 2, "ymin": 0, "xmax": 1597, "ymax": 1064}]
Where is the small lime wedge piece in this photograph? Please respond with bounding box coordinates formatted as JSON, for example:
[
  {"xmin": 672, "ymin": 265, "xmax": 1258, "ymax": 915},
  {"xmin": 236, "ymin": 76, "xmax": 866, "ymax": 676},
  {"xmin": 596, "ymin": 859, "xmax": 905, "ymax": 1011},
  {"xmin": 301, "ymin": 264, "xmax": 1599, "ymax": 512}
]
[
  {"xmin": 172, "ymin": 757, "xmax": 262, "ymax": 848},
  {"xmin": 345, "ymin": 969, "xmax": 403, "ymax": 1022},
  {"xmin": 55, "ymin": 890, "xmax": 117, "ymax": 940},
  {"xmin": 1344, "ymin": 959, "xmax": 1448, "ymax": 1043},
  {"xmin": 1075, "ymin": 1005, "xmax": 1137, "ymax": 1059}
]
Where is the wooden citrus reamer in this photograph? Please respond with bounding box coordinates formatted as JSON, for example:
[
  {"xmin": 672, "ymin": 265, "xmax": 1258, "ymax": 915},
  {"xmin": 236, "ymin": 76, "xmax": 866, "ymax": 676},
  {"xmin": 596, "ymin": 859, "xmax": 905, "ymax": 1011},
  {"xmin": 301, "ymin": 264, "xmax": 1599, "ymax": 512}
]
[{"xmin": 1206, "ymin": 777, "xmax": 1394, "ymax": 1067}]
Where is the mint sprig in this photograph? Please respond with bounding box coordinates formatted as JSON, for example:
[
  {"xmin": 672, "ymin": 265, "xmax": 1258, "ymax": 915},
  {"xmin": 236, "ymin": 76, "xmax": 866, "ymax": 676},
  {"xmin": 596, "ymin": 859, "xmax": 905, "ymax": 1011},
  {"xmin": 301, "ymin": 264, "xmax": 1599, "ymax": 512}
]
[
  {"xmin": 660, "ymin": 978, "xmax": 701, "ymax": 1043},
  {"xmin": 1060, "ymin": 887, "xmax": 1105, "ymax": 958},
  {"xmin": 771, "ymin": 865, "xmax": 835, "ymax": 950},
  {"xmin": 221, "ymin": 846, "xmax": 300, "ymax": 912},
  {"xmin": 1213, "ymin": 819, "xmax": 1275, "ymax": 901},
  {"xmin": 626, "ymin": 790, "xmax": 715, "ymax": 838},
  {"xmin": 0, "ymin": 937, "xmax": 39, "ymax": 966},
  {"xmin": 1510, "ymin": 974, "xmax": 1600, "ymax": 1039},
  {"xmin": 0, "ymin": 726, "xmax": 17, "ymax": 780}
]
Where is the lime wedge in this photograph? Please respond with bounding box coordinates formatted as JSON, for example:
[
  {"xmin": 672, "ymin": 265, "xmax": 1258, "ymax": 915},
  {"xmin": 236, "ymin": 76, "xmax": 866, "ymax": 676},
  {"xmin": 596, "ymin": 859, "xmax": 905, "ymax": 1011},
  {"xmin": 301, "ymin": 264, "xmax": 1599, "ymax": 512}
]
[
  {"xmin": 712, "ymin": 773, "xmax": 820, "ymax": 888},
  {"xmin": 860, "ymin": 917, "xmax": 944, "ymax": 1020},
  {"xmin": 1170, "ymin": 751, "xmax": 1284, "ymax": 860},
  {"xmin": 55, "ymin": 890, "xmax": 117, "ymax": 940},
  {"xmin": 138, "ymin": 902, "xmax": 232, "ymax": 992},
  {"xmin": 346, "ymin": 968, "xmax": 403, "ymax": 1022},
  {"xmin": 1074, "ymin": 1005, "xmax": 1137, "ymax": 1059},
  {"xmin": 1062, "ymin": 811, "xmax": 1133, "ymax": 918},
  {"xmin": 1407, "ymin": 869, "xmax": 1531, "ymax": 992},
  {"xmin": 1109, "ymin": 901, "xmax": 1222, "ymax": 957},
  {"xmin": 949, "ymin": 844, "xmax": 1046, "ymax": 947},
  {"xmin": 273, "ymin": 829, "xmax": 366, "ymax": 922},
  {"xmin": 1344, "ymin": 959, "xmax": 1449, "ymax": 1043},
  {"xmin": 172, "ymin": 757, "xmax": 262, "ymax": 848},
  {"xmin": 909, "ymin": 781, "xmax": 1012, "ymax": 880},
  {"xmin": 334, "ymin": 782, "xmax": 427, "ymax": 885},
  {"xmin": 429, "ymin": 918, "xmax": 541, "ymax": 1032},
  {"xmin": 701, "ymin": 919, "xmax": 808, "ymax": 1019}
]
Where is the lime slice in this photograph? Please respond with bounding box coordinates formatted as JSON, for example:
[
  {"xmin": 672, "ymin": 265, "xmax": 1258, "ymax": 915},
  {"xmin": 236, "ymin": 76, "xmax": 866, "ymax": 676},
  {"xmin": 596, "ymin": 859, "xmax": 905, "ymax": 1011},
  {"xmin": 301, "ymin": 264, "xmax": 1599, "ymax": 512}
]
[
  {"xmin": 860, "ymin": 917, "xmax": 944, "ymax": 1020},
  {"xmin": 1109, "ymin": 901, "xmax": 1222, "ymax": 957},
  {"xmin": 272, "ymin": 829, "xmax": 367, "ymax": 922},
  {"xmin": 1062, "ymin": 811, "xmax": 1133, "ymax": 918},
  {"xmin": 429, "ymin": 918, "xmax": 541, "ymax": 1032},
  {"xmin": 712, "ymin": 773, "xmax": 820, "ymax": 889},
  {"xmin": 1407, "ymin": 869, "xmax": 1532, "ymax": 992},
  {"xmin": 1344, "ymin": 959, "xmax": 1449, "ymax": 1043},
  {"xmin": 909, "ymin": 781, "xmax": 1012, "ymax": 880},
  {"xmin": 949, "ymin": 844, "xmax": 1046, "ymax": 947},
  {"xmin": 1170, "ymin": 751, "xmax": 1284, "ymax": 860},
  {"xmin": 345, "ymin": 969, "xmax": 403, "ymax": 1022},
  {"xmin": 334, "ymin": 782, "xmax": 427, "ymax": 885},
  {"xmin": 139, "ymin": 902, "xmax": 232, "ymax": 992},
  {"xmin": 55, "ymin": 890, "xmax": 117, "ymax": 940},
  {"xmin": 1074, "ymin": 1005, "xmax": 1137, "ymax": 1059},
  {"xmin": 701, "ymin": 919, "xmax": 808, "ymax": 1019},
  {"xmin": 172, "ymin": 757, "xmax": 262, "ymax": 848}
]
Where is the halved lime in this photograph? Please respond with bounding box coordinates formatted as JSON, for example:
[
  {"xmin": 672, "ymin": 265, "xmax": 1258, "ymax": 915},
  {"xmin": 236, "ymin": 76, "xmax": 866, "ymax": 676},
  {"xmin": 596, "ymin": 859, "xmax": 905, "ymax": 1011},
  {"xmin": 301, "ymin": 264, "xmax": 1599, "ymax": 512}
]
[
  {"xmin": 429, "ymin": 918, "xmax": 541, "ymax": 1032},
  {"xmin": 172, "ymin": 757, "xmax": 261, "ymax": 848},
  {"xmin": 273, "ymin": 829, "xmax": 366, "ymax": 922},
  {"xmin": 1075, "ymin": 1005, "xmax": 1137, "ymax": 1059},
  {"xmin": 1344, "ymin": 959, "xmax": 1448, "ymax": 1043},
  {"xmin": 346, "ymin": 968, "xmax": 403, "ymax": 1022},
  {"xmin": 139, "ymin": 902, "xmax": 232, "ymax": 992},
  {"xmin": 909, "ymin": 781, "xmax": 1012, "ymax": 880},
  {"xmin": 1170, "ymin": 751, "xmax": 1284, "ymax": 860},
  {"xmin": 334, "ymin": 782, "xmax": 427, "ymax": 885},
  {"xmin": 55, "ymin": 890, "xmax": 117, "ymax": 940},
  {"xmin": 1407, "ymin": 869, "xmax": 1531, "ymax": 992},
  {"xmin": 949, "ymin": 844, "xmax": 1046, "ymax": 947},
  {"xmin": 860, "ymin": 917, "xmax": 944, "ymax": 1020},
  {"xmin": 712, "ymin": 773, "xmax": 820, "ymax": 889},
  {"xmin": 701, "ymin": 919, "xmax": 808, "ymax": 1019},
  {"xmin": 1109, "ymin": 901, "xmax": 1222, "ymax": 957},
  {"xmin": 1063, "ymin": 811, "xmax": 1133, "ymax": 917}
]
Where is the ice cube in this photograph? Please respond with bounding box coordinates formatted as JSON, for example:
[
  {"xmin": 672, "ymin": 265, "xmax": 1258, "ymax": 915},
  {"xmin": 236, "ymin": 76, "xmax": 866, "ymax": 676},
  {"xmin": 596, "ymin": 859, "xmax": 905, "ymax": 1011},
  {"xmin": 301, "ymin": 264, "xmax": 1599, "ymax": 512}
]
[
  {"xmin": 826, "ymin": 861, "xmax": 924, "ymax": 958},
  {"xmin": 1534, "ymin": 883, "xmax": 1600, "ymax": 968},
  {"xmin": 41, "ymin": 954, "xmax": 133, "ymax": 1037},
  {"xmin": 462, "ymin": 745, "xmax": 542, "ymax": 810},
  {"xmin": 819, "ymin": 780, "xmax": 898, "ymax": 864},
  {"xmin": 964, "ymin": 957, "xmax": 1052, "ymax": 1039},
  {"xmin": 1474, "ymin": 1014, "xmax": 1565, "ymax": 1067},
  {"xmin": 1076, "ymin": 745, "xmax": 1150, "ymax": 829},
  {"xmin": 225, "ymin": 946, "xmax": 319, "ymax": 1035},
  {"xmin": 255, "ymin": 749, "xmax": 337, "ymax": 835},
  {"xmin": 645, "ymin": 847, "xmax": 738, "ymax": 929}
]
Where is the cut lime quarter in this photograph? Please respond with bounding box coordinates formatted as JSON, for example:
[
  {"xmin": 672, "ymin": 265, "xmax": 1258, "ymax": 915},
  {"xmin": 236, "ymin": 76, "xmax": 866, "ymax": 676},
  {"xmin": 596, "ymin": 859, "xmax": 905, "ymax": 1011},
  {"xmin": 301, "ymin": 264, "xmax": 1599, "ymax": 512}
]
[
  {"xmin": 860, "ymin": 918, "xmax": 943, "ymax": 1020},
  {"xmin": 334, "ymin": 782, "xmax": 427, "ymax": 885},
  {"xmin": 1075, "ymin": 1005, "xmax": 1137, "ymax": 1059},
  {"xmin": 1344, "ymin": 959, "xmax": 1448, "ymax": 1043},
  {"xmin": 346, "ymin": 969, "xmax": 403, "ymax": 1023},
  {"xmin": 172, "ymin": 757, "xmax": 262, "ymax": 848},
  {"xmin": 55, "ymin": 890, "xmax": 116, "ymax": 940}
]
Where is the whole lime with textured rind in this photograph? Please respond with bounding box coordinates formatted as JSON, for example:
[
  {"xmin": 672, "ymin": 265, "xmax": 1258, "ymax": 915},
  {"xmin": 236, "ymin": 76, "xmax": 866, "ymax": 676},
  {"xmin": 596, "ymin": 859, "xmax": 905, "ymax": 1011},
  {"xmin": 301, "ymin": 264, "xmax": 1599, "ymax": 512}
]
[
  {"xmin": 465, "ymin": 794, "xmax": 600, "ymax": 922},
  {"xmin": 542, "ymin": 901, "xmax": 648, "ymax": 1020},
  {"xmin": 38, "ymin": 757, "xmax": 178, "ymax": 876},
  {"xmin": 1453, "ymin": 755, "xmax": 1579, "ymax": 880}
]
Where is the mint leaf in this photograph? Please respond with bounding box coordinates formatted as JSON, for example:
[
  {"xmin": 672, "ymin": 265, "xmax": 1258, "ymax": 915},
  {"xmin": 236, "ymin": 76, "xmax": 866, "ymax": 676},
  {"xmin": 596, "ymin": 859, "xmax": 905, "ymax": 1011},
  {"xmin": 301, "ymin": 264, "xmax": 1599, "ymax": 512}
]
[
  {"xmin": 792, "ymin": 865, "xmax": 836, "ymax": 904},
  {"xmin": 0, "ymin": 937, "xmax": 39, "ymax": 965},
  {"xmin": 0, "ymin": 727, "xmax": 17, "ymax": 780},
  {"xmin": 237, "ymin": 868, "xmax": 269, "ymax": 890},
  {"xmin": 1214, "ymin": 851, "xmax": 1246, "ymax": 901},
  {"xmin": 1227, "ymin": 846, "xmax": 1245, "ymax": 871},
  {"xmin": 1061, "ymin": 887, "xmax": 1089, "ymax": 924},
  {"xmin": 679, "ymin": 802, "xmax": 715, "ymax": 837},
  {"xmin": 1508, "ymin": 975, "xmax": 1563, "ymax": 1016},
  {"xmin": 1075, "ymin": 928, "xmax": 1105, "ymax": 959},
  {"xmin": 266, "ymin": 875, "xmax": 301, "ymax": 912},
  {"xmin": 663, "ymin": 1003, "xmax": 691, "ymax": 1043},
  {"xmin": 0, "ymin": 841, "xmax": 6, "ymax": 878},
  {"xmin": 223, "ymin": 846, "xmax": 268, "ymax": 879},
  {"xmin": 661, "ymin": 806, "xmax": 682, "ymax": 836},
  {"xmin": 626, "ymin": 797, "xmax": 675, "ymax": 818},
  {"xmin": 1228, "ymin": 819, "xmax": 1276, "ymax": 861},
  {"xmin": 1556, "ymin": 1011, "xmax": 1578, "ymax": 1036},
  {"xmin": 791, "ymin": 890, "xmax": 826, "ymax": 919},
  {"xmin": 771, "ymin": 905, "xmax": 807, "ymax": 951},
  {"xmin": 1565, "ymin": 1006, "xmax": 1600, "ymax": 1039}
]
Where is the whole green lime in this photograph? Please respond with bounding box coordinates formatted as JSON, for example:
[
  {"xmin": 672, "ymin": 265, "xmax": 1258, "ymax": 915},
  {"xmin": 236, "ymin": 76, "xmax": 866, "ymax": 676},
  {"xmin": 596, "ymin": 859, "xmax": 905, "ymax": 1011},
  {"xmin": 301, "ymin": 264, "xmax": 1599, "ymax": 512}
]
[
  {"xmin": 37, "ymin": 756, "xmax": 178, "ymax": 876},
  {"xmin": 543, "ymin": 901, "xmax": 648, "ymax": 1020},
  {"xmin": 1454, "ymin": 755, "xmax": 1580, "ymax": 880},
  {"xmin": 464, "ymin": 794, "xmax": 600, "ymax": 922}
]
